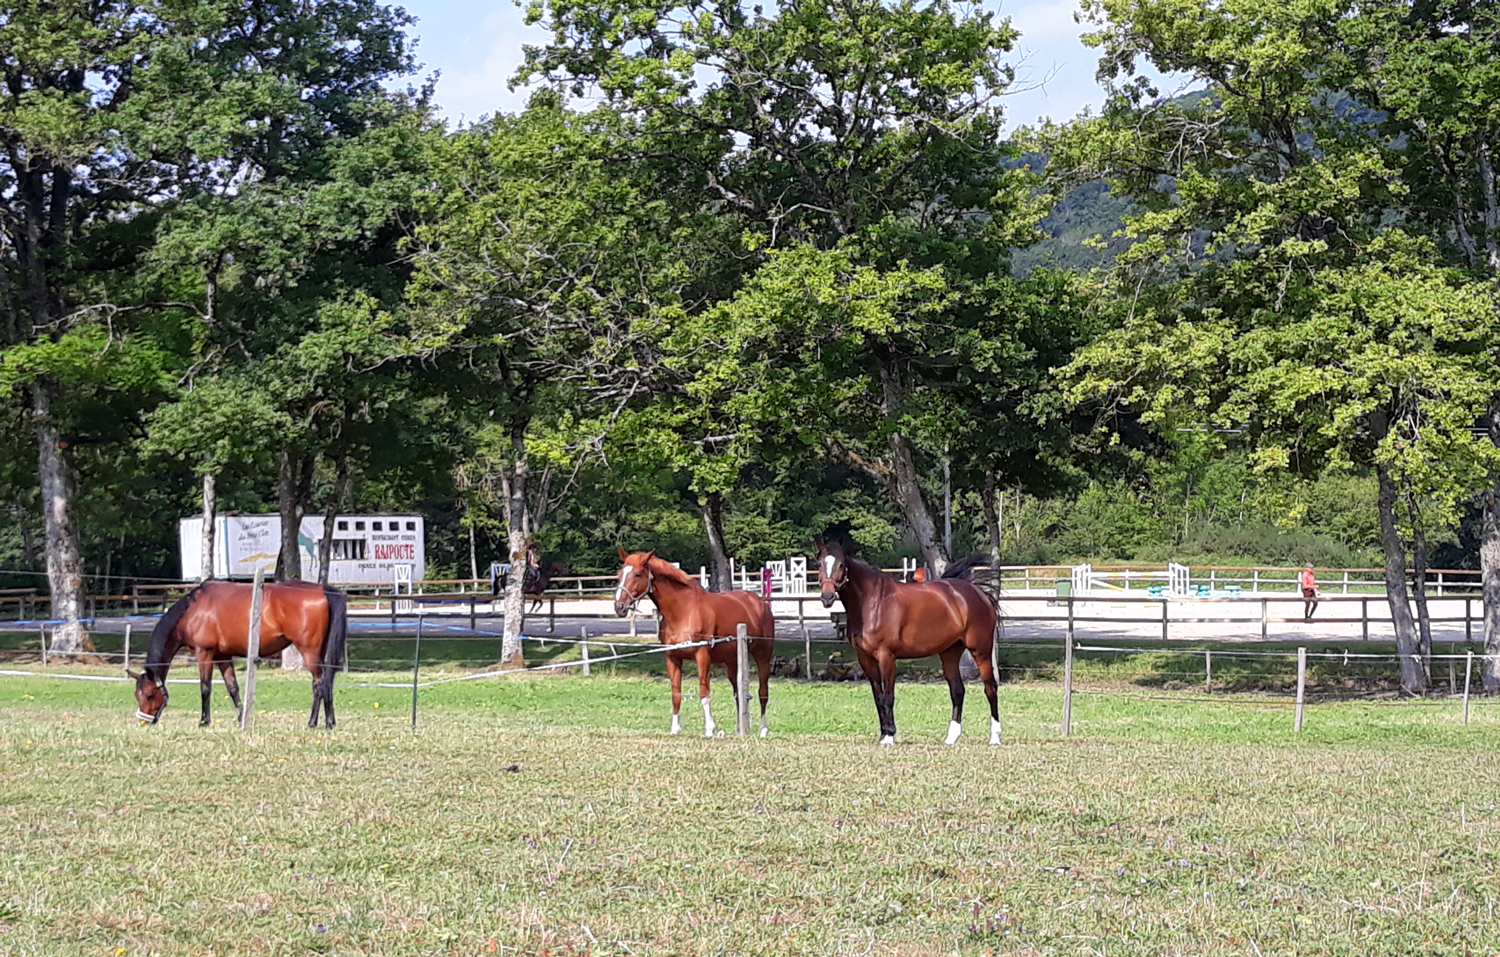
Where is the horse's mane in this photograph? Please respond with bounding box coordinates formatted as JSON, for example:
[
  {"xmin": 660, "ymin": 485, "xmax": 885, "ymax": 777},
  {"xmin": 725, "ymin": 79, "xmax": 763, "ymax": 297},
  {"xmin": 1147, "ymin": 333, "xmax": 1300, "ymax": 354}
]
[
  {"xmin": 645, "ymin": 554, "xmax": 700, "ymax": 589},
  {"xmin": 146, "ymin": 585, "xmax": 202, "ymax": 680},
  {"xmin": 846, "ymin": 555, "xmax": 893, "ymax": 584}
]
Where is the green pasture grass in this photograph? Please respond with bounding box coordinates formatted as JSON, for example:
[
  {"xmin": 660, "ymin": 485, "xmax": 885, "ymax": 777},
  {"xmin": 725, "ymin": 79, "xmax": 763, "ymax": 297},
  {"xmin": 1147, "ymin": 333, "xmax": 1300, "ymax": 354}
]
[{"xmin": 2, "ymin": 669, "xmax": 1497, "ymax": 957}]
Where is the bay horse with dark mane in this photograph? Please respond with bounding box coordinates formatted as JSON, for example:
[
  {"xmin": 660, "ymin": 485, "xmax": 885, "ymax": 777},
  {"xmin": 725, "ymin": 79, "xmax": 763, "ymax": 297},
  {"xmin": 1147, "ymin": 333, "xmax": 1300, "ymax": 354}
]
[
  {"xmin": 817, "ymin": 539, "xmax": 1001, "ymax": 746},
  {"xmin": 128, "ymin": 580, "xmax": 348, "ymax": 728},
  {"xmin": 613, "ymin": 548, "xmax": 775, "ymax": 737}
]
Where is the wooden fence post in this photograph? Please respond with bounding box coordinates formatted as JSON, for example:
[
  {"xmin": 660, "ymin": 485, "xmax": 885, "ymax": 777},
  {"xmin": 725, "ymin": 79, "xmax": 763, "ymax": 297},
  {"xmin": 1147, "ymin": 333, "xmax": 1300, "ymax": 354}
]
[
  {"xmin": 580, "ymin": 626, "xmax": 591, "ymax": 676},
  {"xmin": 240, "ymin": 569, "xmax": 265, "ymax": 730},
  {"xmin": 1261, "ymin": 597, "xmax": 1268, "ymax": 639},
  {"xmin": 123, "ymin": 624, "xmax": 132, "ymax": 671},
  {"xmin": 1462, "ymin": 652, "xmax": 1472, "ymax": 726},
  {"xmin": 1362, "ymin": 598, "xmax": 1369, "ymax": 641},
  {"xmin": 411, "ymin": 615, "xmax": 423, "ymax": 730},
  {"xmin": 1161, "ymin": 597, "xmax": 1169, "ymax": 642},
  {"xmin": 39, "ymin": 621, "xmax": 47, "ymax": 666},
  {"xmin": 1061, "ymin": 632, "xmax": 1074, "ymax": 737},
  {"xmin": 1449, "ymin": 644, "xmax": 1457, "ymax": 695},
  {"xmin": 798, "ymin": 601, "xmax": 811, "ymax": 678},
  {"xmin": 1061, "ymin": 597, "xmax": 1075, "ymax": 736},
  {"xmin": 1465, "ymin": 598, "xmax": 1472, "ymax": 644},
  {"xmin": 1294, "ymin": 646, "xmax": 1307, "ymax": 733},
  {"xmin": 735, "ymin": 622, "xmax": 750, "ymax": 736},
  {"xmin": 1205, "ymin": 649, "xmax": 1212, "ymax": 694}
]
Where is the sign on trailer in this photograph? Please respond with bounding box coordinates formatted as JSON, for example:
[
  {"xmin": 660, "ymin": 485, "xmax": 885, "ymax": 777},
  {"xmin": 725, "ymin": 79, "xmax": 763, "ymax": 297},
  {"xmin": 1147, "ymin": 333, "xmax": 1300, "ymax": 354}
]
[{"xmin": 178, "ymin": 514, "xmax": 426, "ymax": 583}]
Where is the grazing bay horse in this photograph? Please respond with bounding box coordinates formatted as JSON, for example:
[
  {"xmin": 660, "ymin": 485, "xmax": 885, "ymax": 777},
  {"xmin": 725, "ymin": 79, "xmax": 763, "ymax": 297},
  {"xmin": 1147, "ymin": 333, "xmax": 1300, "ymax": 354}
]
[
  {"xmin": 613, "ymin": 548, "xmax": 775, "ymax": 737},
  {"xmin": 128, "ymin": 580, "xmax": 348, "ymax": 728},
  {"xmin": 817, "ymin": 539, "xmax": 1001, "ymax": 746}
]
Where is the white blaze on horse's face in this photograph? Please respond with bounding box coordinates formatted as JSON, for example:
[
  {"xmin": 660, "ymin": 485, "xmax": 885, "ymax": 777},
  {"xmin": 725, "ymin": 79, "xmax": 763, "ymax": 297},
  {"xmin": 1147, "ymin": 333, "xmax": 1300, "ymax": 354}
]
[
  {"xmin": 820, "ymin": 552, "xmax": 841, "ymax": 607},
  {"xmin": 614, "ymin": 562, "xmax": 642, "ymax": 617}
]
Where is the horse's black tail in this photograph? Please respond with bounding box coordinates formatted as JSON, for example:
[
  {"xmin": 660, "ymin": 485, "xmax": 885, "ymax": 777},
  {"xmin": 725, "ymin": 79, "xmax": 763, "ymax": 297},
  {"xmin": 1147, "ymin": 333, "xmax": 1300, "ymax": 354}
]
[
  {"xmin": 320, "ymin": 588, "xmax": 348, "ymax": 696},
  {"xmin": 942, "ymin": 554, "xmax": 986, "ymax": 580}
]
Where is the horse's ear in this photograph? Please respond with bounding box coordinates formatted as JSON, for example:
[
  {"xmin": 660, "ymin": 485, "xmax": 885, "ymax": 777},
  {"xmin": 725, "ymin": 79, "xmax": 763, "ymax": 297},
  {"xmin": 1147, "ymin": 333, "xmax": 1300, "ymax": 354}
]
[
  {"xmin": 813, "ymin": 534, "xmax": 824, "ymax": 550},
  {"xmin": 617, "ymin": 545, "xmax": 628, "ymax": 561},
  {"xmin": 646, "ymin": 548, "xmax": 656, "ymax": 560},
  {"xmin": 125, "ymin": 668, "xmax": 141, "ymax": 680}
]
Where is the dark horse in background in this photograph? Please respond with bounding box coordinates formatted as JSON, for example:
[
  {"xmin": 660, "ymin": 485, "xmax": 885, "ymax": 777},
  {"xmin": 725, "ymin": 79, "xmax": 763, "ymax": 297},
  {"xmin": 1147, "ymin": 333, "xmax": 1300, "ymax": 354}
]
[
  {"xmin": 817, "ymin": 538, "xmax": 1001, "ymax": 746},
  {"xmin": 128, "ymin": 580, "xmax": 348, "ymax": 728},
  {"xmin": 613, "ymin": 548, "xmax": 775, "ymax": 737},
  {"xmin": 490, "ymin": 545, "xmax": 570, "ymax": 613}
]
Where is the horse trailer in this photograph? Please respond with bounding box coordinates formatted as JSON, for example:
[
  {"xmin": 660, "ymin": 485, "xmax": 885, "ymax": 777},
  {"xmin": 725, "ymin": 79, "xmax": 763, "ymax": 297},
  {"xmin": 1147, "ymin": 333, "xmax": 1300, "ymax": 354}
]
[{"xmin": 178, "ymin": 514, "xmax": 426, "ymax": 584}]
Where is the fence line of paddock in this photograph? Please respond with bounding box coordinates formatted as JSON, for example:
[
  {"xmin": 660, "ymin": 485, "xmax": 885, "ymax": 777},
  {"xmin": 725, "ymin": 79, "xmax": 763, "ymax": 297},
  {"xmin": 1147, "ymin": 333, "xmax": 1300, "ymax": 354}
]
[
  {"xmin": 1, "ymin": 561, "xmax": 1492, "ymax": 624},
  {"xmin": 7, "ymin": 604, "xmax": 1496, "ymax": 738},
  {"xmin": 10, "ymin": 592, "xmax": 1500, "ymax": 672}
]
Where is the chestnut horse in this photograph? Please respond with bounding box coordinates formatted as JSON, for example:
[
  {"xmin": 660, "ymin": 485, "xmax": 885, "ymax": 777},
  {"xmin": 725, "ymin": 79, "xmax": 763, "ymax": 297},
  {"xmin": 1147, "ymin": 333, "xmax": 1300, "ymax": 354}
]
[
  {"xmin": 128, "ymin": 580, "xmax": 348, "ymax": 728},
  {"xmin": 613, "ymin": 548, "xmax": 775, "ymax": 737},
  {"xmin": 817, "ymin": 539, "xmax": 1001, "ymax": 746}
]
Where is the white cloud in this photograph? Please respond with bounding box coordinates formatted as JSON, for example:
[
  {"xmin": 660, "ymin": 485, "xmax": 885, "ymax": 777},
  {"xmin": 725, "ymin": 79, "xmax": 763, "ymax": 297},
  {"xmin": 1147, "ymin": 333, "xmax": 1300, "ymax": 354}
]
[{"xmin": 411, "ymin": 5, "xmax": 550, "ymax": 125}]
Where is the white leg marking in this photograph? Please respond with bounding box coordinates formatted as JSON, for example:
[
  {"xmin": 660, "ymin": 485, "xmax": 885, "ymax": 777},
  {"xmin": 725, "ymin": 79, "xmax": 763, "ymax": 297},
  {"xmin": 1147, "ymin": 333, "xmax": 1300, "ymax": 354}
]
[
  {"xmin": 945, "ymin": 720, "xmax": 962, "ymax": 745},
  {"xmin": 879, "ymin": 734, "xmax": 895, "ymax": 746},
  {"xmin": 989, "ymin": 716, "xmax": 1003, "ymax": 745},
  {"xmin": 670, "ymin": 713, "xmax": 681, "ymax": 735},
  {"xmin": 759, "ymin": 714, "xmax": 769, "ymax": 739},
  {"xmin": 701, "ymin": 696, "xmax": 716, "ymax": 738}
]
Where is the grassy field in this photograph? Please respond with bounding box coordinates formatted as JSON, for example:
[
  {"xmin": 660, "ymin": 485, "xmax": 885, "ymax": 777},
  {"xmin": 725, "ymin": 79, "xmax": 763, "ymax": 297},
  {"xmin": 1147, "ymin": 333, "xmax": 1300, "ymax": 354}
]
[{"xmin": 2, "ymin": 668, "xmax": 1497, "ymax": 956}]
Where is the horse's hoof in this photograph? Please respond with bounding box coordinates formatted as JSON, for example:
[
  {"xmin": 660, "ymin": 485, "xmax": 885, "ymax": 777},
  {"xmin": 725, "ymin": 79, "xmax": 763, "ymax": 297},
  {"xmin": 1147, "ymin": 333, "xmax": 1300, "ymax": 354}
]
[
  {"xmin": 879, "ymin": 735, "xmax": 895, "ymax": 746},
  {"xmin": 944, "ymin": 721, "xmax": 962, "ymax": 745},
  {"xmin": 759, "ymin": 726, "xmax": 768, "ymax": 739}
]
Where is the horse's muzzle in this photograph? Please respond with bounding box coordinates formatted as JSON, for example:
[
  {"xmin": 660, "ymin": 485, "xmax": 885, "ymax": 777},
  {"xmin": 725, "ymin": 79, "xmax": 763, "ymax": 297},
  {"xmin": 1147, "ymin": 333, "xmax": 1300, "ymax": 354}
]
[
  {"xmin": 820, "ymin": 588, "xmax": 837, "ymax": 608},
  {"xmin": 613, "ymin": 599, "xmax": 630, "ymax": 618},
  {"xmin": 135, "ymin": 708, "xmax": 159, "ymax": 725}
]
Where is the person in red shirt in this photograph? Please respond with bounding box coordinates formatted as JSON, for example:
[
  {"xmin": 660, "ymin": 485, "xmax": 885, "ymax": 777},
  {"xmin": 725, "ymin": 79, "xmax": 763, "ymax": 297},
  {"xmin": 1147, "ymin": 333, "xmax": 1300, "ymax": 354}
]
[{"xmin": 1300, "ymin": 563, "xmax": 1319, "ymax": 620}]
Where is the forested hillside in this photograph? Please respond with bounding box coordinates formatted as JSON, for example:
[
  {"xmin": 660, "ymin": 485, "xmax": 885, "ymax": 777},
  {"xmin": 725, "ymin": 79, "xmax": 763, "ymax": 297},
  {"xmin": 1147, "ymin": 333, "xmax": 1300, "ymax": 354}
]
[{"xmin": 2, "ymin": 0, "xmax": 1497, "ymax": 690}]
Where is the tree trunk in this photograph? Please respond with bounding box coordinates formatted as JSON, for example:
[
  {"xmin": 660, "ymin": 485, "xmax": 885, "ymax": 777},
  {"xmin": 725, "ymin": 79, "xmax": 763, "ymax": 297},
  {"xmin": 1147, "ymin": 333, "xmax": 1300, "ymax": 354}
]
[
  {"xmin": 499, "ymin": 417, "xmax": 530, "ymax": 665},
  {"xmin": 468, "ymin": 523, "xmax": 478, "ymax": 582},
  {"xmin": 981, "ymin": 470, "xmax": 1003, "ymax": 568},
  {"xmin": 1410, "ymin": 522, "xmax": 1434, "ymax": 678},
  {"xmin": 701, "ymin": 490, "xmax": 731, "ymax": 591},
  {"xmin": 879, "ymin": 363, "xmax": 949, "ymax": 575},
  {"xmin": 1376, "ymin": 464, "xmax": 1425, "ymax": 692},
  {"xmin": 1484, "ymin": 406, "xmax": 1500, "ymax": 692},
  {"xmin": 200, "ymin": 468, "xmax": 217, "ymax": 581},
  {"xmin": 276, "ymin": 449, "xmax": 314, "ymax": 582},
  {"xmin": 33, "ymin": 381, "xmax": 90, "ymax": 653},
  {"xmin": 316, "ymin": 458, "xmax": 349, "ymax": 586},
  {"xmin": 1483, "ymin": 476, "xmax": 1500, "ymax": 691}
]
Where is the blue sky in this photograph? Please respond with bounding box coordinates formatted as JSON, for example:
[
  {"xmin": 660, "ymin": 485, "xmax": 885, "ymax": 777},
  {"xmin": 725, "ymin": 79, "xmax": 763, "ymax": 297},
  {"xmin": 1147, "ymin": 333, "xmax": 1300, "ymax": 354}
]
[{"xmin": 394, "ymin": 0, "xmax": 1146, "ymax": 131}]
